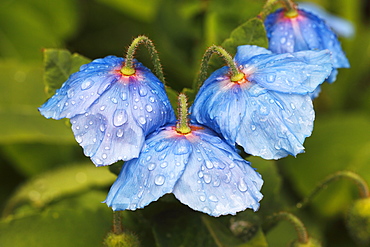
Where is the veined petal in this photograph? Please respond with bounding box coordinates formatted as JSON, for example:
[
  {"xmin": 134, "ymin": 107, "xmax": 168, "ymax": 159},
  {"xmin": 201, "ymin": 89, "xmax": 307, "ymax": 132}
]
[
  {"xmin": 240, "ymin": 48, "xmax": 333, "ymax": 94},
  {"xmin": 105, "ymin": 126, "xmax": 191, "ymax": 211},
  {"xmin": 234, "ymin": 45, "xmax": 271, "ymax": 64},
  {"xmin": 265, "ymin": 9, "xmax": 350, "ymax": 70},
  {"xmin": 39, "ymin": 56, "xmax": 176, "ymax": 166},
  {"xmin": 173, "ymin": 127, "xmax": 263, "ymax": 216},
  {"xmin": 191, "ymin": 65, "xmax": 316, "ymax": 159}
]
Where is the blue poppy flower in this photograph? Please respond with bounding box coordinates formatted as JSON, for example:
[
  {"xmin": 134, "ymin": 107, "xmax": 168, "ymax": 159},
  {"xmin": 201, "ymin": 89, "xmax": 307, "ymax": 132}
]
[
  {"xmin": 104, "ymin": 124, "xmax": 263, "ymax": 217},
  {"xmin": 191, "ymin": 45, "xmax": 332, "ymax": 160},
  {"xmin": 298, "ymin": 2, "xmax": 354, "ymax": 38},
  {"xmin": 264, "ymin": 8, "xmax": 350, "ymax": 83},
  {"xmin": 39, "ymin": 56, "xmax": 176, "ymax": 166}
]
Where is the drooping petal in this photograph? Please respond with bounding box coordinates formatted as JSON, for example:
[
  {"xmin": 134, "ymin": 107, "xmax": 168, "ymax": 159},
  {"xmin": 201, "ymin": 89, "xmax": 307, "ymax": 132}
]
[
  {"xmin": 237, "ymin": 46, "xmax": 333, "ymax": 94},
  {"xmin": 105, "ymin": 126, "xmax": 191, "ymax": 210},
  {"xmin": 39, "ymin": 56, "xmax": 176, "ymax": 166},
  {"xmin": 265, "ymin": 9, "xmax": 350, "ymax": 71},
  {"xmin": 173, "ymin": 127, "xmax": 263, "ymax": 216},
  {"xmin": 105, "ymin": 125, "xmax": 264, "ymax": 216},
  {"xmin": 298, "ymin": 2, "xmax": 355, "ymax": 38}
]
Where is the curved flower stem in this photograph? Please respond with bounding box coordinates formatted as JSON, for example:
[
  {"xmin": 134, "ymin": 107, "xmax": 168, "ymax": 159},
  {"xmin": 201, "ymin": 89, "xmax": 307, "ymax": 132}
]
[
  {"xmin": 267, "ymin": 211, "xmax": 309, "ymax": 244},
  {"xmin": 121, "ymin": 35, "xmax": 165, "ymax": 83},
  {"xmin": 112, "ymin": 211, "xmax": 123, "ymax": 235},
  {"xmin": 195, "ymin": 45, "xmax": 244, "ymax": 89},
  {"xmin": 258, "ymin": 0, "xmax": 280, "ymax": 19},
  {"xmin": 296, "ymin": 170, "xmax": 370, "ymax": 209},
  {"xmin": 176, "ymin": 93, "xmax": 191, "ymax": 134},
  {"xmin": 281, "ymin": 0, "xmax": 298, "ymax": 17}
]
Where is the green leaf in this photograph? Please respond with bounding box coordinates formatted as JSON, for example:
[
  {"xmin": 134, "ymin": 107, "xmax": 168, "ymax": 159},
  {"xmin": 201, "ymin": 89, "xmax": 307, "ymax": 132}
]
[
  {"xmin": 43, "ymin": 49, "xmax": 91, "ymax": 96},
  {"xmin": 280, "ymin": 113, "xmax": 370, "ymax": 218},
  {"xmin": 0, "ymin": 191, "xmax": 113, "ymax": 247},
  {"xmin": 221, "ymin": 17, "xmax": 268, "ymax": 56},
  {"xmin": 3, "ymin": 163, "xmax": 116, "ymax": 216}
]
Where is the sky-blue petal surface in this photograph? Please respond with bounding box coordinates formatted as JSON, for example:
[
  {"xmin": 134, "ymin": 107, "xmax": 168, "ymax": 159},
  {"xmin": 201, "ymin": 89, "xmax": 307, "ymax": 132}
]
[
  {"xmin": 105, "ymin": 125, "xmax": 263, "ymax": 216},
  {"xmin": 39, "ymin": 56, "xmax": 176, "ymax": 166},
  {"xmin": 173, "ymin": 127, "xmax": 263, "ymax": 216},
  {"xmin": 265, "ymin": 9, "xmax": 350, "ymax": 70},
  {"xmin": 105, "ymin": 126, "xmax": 191, "ymax": 211}
]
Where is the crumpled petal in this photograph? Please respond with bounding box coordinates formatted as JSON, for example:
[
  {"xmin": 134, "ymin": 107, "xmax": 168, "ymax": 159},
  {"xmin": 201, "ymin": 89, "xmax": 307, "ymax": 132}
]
[
  {"xmin": 264, "ymin": 8, "xmax": 350, "ymax": 83},
  {"xmin": 173, "ymin": 127, "xmax": 263, "ymax": 216},
  {"xmin": 105, "ymin": 125, "xmax": 263, "ymax": 216},
  {"xmin": 298, "ymin": 2, "xmax": 355, "ymax": 38},
  {"xmin": 39, "ymin": 56, "xmax": 176, "ymax": 166},
  {"xmin": 236, "ymin": 46, "xmax": 332, "ymax": 94},
  {"xmin": 191, "ymin": 45, "xmax": 327, "ymax": 159},
  {"xmin": 104, "ymin": 126, "xmax": 191, "ymax": 210}
]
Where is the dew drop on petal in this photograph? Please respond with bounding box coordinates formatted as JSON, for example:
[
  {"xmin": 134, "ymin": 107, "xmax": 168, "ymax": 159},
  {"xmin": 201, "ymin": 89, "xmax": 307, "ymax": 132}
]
[
  {"xmin": 160, "ymin": 161, "xmax": 168, "ymax": 168},
  {"xmin": 139, "ymin": 87, "xmax": 148, "ymax": 96},
  {"xmin": 199, "ymin": 195, "xmax": 206, "ymax": 202},
  {"xmin": 203, "ymin": 174, "xmax": 212, "ymax": 184},
  {"xmin": 81, "ymin": 79, "xmax": 93, "ymax": 90},
  {"xmin": 203, "ymin": 207, "xmax": 211, "ymax": 214},
  {"xmin": 138, "ymin": 116, "xmax": 146, "ymax": 125},
  {"xmin": 113, "ymin": 109, "xmax": 128, "ymax": 126},
  {"xmin": 100, "ymin": 124, "xmax": 106, "ymax": 132},
  {"xmin": 174, "ymin": 144, "xmax": 190, "ymax": 155},
  {"xmin": 209, "ymin": 195, "xmax": 218, "ymax": 202},
  {"xmin": 67, "ymin": 88, "xmax": 75, "ymax": 98},
  {"xmin": 154, "ymin": 175, "xmax": 165, "ymax": 186},
  {"xmin": 145, "ymin": 104, "xmax": 153, "ymax": 113},
  {"xmin": 75, "ymin": 135, "xmax": 83, "ymax": 143},
  {"xmin": 205, "ymin": 160, "xmax": 213, "ymax": 169},
  {"xmin": 111, "ymin": 97, "xmax": 118, "ymax": 104},
  {"xmin": 149, "ymin": 96, "xmax": 155, "ymax": 103},
  {"xmin": 251, "ymin": 125, "xmax": 256, "ymax": 131},
  {"xmin": 280, "ymin": 37, "xmax": 286, "ymax": 44},
  {"xmin": 121, "ymin": 92, "xmax": 127, "ymax": 101},
  {"xmin": 238, "ymin": 178, "xmax": 248, "ymax": 192},
  {"xmin": 290, "ymin": 102, "xmax": 296, "ymax": 110},
  {"xmin": 148, "ymin": 163, "xmax": 156, "ymax": 171},
  {"xmin": 116, "ymin": 129, "xmax": 124, "ymax": 137}
]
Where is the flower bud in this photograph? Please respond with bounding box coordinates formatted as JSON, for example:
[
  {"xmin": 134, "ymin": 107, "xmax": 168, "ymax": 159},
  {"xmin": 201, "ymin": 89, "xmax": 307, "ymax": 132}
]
[{"xmin": 103, "ymin": 231, "xmax": 140, "ymax": 247}]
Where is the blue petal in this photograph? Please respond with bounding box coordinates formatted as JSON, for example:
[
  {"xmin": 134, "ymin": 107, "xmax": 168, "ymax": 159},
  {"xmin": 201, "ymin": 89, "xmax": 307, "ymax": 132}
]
[
  {"xmin": 105, "ymin": 126, "xmax": 191, "ymax": 211},
  {"xmin": 173, "ymin": 127, "xmax": 263, "ymax": 216},
  {"xmin": 234, "ymin": 45, "xmax": 271, "ymax": 64},
  {"xmin": 265, "ymin": 9, "xmax": 350, "ymax": 70},
  {"xmin": 39, "ymin": 56, "xmax": 123, "ymax": 119},
  {"xmin": 39, "ymin": 56, "xmax": 176, "ymax": 166},
  {"xmin": 298, "ymin": 2, "xmax": 354, "ymax": 38},
  {"xmin": 191, "ymin": 75, "xmax": 315, "ymax": 159},
  {"xmin": 240, "ymin": 48, "xmax": 333, "ymax": 94}
]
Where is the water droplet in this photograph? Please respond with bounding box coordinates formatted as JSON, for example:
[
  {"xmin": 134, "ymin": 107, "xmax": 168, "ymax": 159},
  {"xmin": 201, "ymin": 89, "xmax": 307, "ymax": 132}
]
[
  {"xmin": 134, "ymin": 98, "xmax": 139, "ymax": 103},
  {"xmin": 198, "ymin": 171, "xmax": 204, "ymax": 178},
  {"xmin": 290, "ymin": 102, "xmax": 296, "ymax": 109},
  {"xmin": 139, "ymin": 87, "xmax": 148, "ymax": 96},
  {"xmin": 67, "ymin": 88, "xmax": 75, "ymax": 98},
  {"xmin": 203, "ymin": 174, "xmax": 212, "ymax": 184},
  {"xmin": 158, "ymin": 153, "xmax": 167, "ymax": 160},
  {"xmin": 280, "ymin": 37, "xmax": 286, "ymax": 44},
  {"xmin": 154, "ymin": 175, "xmax": 165, "ymax": 186},
  {"xmin": 121, "ymin": 92, "xmax": 127, "ymax": 101},
  {"xmin": 202, "ymin": 207, "xmax": 211, "ymax": 214},
  {"xmin": 199, "ymin": 195, "xmax": 206, "ymax": 202},
  {"xmin": 205, "ymin": 160, "xmax": 213, "ymax": 169},
  {"xmin": 251, "ymin": 125, "xmax": 256, "ymax": 131},
  {"xmin": 174, "ymin": 143, "xmax": 190, "ymax": 155},
  {"xmin": 111, "ymin": 97, "xmax": 118, "ymax": 104},
  {"xmin": 160, "ymin": 161, "xmax": 168, "ymax": 168},
  {"xmin": 149, "ymin": 96, "xmax": 155, "ymax": 103},
  {"xmin": 75, "ymin": 135, "xmax": 83, "ymax": 143},
  {"xmin": 209, "ymin": 195, "xmax": 218, "ymax": 202},
  {"xmin": 102, "ymin": 153, "xmax": 107, "ymax": 159},
  {"xmin": 145, "ymin": 104, "xmax": 153, "ymax": 113},
  {"xmin": 138, "ymin": 116, "xmax": 146, "ymax": 125},
  {"xmin": 146, "ymin": 155, "xmax": 152, "ymax": 161},
  {"xmin": 116, "ymin": 129, "xmax": 124, "ymax": 137},
  {"xmin": 113, "ymin": 109, "xmax": 128, "ymax": 126},
  {"xmin": 81, "ymin": 79, "xmax": 93, "ymax": 90},
  {"xmin": 148, "ymin": 162, "xmax": 156, "ymax": 171},
  {"xmin": 155, "ymin": 141, "xmax": 170, "ymax": 152},
  {"xmin": 100, "ymin": 124, "xmax": 106, "ymax": 132},
  {"xmin": 238, "ymin": 178, "xmax": 248, "ymax": 192},
  {"xmin": 266, "ymin": 74, "xmax": 276, "ymax": 83},
  {"xmin": 100, "ymin": 105, "xmax": 106, "ymax": 111}
]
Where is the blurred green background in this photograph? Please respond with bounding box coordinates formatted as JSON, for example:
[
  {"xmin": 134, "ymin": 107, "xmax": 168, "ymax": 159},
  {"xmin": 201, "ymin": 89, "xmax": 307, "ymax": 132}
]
[{"xmin": 0, "ymin": 0, "xmax": 369, "ymax": 246}]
